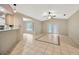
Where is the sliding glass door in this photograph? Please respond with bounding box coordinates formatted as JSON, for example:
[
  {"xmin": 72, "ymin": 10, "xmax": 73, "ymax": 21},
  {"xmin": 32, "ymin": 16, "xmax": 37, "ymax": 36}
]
[
  {"xmin": 48, "ymin": 23, "xmax": 59, "ymax": 34},
  {"xmin": 48, "ymin": 23, "xmax": 52, "ymax": 33},
  {"xmin": 24, "ymin": 21, "xmax": 33, "ymax": 33}
]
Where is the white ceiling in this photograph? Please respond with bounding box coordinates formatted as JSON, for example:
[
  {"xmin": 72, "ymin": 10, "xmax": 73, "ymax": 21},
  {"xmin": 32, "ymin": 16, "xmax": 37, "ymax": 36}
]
[{"xmin": 12, "ymin": 4, "xmax": 79, "ymax": 21}]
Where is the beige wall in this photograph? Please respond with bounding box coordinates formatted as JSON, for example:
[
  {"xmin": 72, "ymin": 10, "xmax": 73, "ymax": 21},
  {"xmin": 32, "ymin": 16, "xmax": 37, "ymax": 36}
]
[
  {"xmin": 33, "ymin": 20, "xmax": 42, "ymax": 34},
  {"xmin": 42, "ymin": 19, "xmax": 68, "ymax": 35},
  {"xmin": 68, "ymin": 10, "xmax": 79, "ymax": 45},
  {"xmin": 5, "ymin": 12, "xmax": 69, "ymax": 36},
  {"xmin": 17, "ymin": 13, "xmax": 43, "ymax": 35}
]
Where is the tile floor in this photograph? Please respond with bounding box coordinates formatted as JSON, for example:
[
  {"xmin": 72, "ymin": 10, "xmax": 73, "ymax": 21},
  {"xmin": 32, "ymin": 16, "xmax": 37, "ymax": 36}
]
[{"xmin": 11, "ymin": 33, "xmax": 79, "ymax": 55}]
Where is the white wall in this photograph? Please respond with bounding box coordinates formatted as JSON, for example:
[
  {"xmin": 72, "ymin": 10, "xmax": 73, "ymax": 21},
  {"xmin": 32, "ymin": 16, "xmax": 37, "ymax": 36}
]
[{"xmin": 68, "ymin": 10, "xmax": 79, "ymax": 45}]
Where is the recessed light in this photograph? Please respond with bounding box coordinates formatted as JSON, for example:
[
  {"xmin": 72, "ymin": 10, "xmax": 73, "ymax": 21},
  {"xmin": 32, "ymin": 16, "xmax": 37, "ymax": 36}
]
[
  {"xmin": 13, "ymin": 9, "xmax": 16, "ymax": 13},
  {"xmin": 0, "ymin": 7, "xmax": 5, "ymax": 12},
  {"xmin": 23, "ymin": 17, "xmax": 31, "ymax": 21}
]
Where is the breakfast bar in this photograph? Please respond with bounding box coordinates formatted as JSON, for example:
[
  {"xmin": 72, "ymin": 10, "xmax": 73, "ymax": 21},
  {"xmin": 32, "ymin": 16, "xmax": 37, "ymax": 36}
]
[{"xmin": 0, "ymin": 28, "xmax": 21, "ymax": 54}]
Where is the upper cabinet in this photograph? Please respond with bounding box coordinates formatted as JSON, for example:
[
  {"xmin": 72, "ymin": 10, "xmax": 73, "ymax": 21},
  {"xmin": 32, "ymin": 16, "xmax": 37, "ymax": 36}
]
[
  {"xmin": 0, "ymin": 4, "xmax": 14, "ymax": 25},
  {"xmin": 5, "ymin": 14, "xmax": 14, "ymax": 25}
]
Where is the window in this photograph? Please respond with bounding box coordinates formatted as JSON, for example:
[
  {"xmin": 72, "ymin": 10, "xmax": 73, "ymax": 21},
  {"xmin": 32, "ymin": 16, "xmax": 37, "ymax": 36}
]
[
  {"xmin": 0, "ymin": 17, "xmax": 5, "ymax": 25},
  {"xmin": 23, "ymin": 17, "xmax": 33, "ymax": 33},
  {"xmin": 26, "ymin": 21, "xmax": 33, "ymax": 32},
  {"xmin": 48, "ymin": 23, "xmax": 58, "ymax": 34},
  {"xmin": 24, "ymin": 21, "xmax": 33, "ymax": 33},
  {"xmin": 48, "ymin": 23, "xmax": 52, "ymax": 33}
]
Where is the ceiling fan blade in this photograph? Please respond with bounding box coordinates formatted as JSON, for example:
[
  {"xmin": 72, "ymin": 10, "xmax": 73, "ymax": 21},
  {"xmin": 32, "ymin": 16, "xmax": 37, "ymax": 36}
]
[{"xmin": 53, "ymin": 15, "xmax": 56, "ymax": 17}]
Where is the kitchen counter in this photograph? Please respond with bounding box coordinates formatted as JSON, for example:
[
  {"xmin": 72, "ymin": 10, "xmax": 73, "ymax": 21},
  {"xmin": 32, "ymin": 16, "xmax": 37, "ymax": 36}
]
[
  {"xmin": 0, "ymin": 28, "xmax": 22, "ymax": 54},
  {"xmin": 0, "ymin": 28, "xmax": 19, "ymax": 32}
]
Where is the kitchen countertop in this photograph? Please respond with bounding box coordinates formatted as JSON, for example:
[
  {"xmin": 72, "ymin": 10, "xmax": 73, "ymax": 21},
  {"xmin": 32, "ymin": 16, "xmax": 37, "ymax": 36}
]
[{"xmin": 0, "ymin": 28, "xmax": 19, "ymax": 32}]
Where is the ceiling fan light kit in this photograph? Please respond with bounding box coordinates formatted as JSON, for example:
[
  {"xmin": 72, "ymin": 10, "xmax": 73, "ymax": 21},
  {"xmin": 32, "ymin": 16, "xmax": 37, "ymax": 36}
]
[
  {"xmin": 43, "ymin": 9, "xmax": 56, "ymax": 20},
  {"xmin": 13, "ymin": 4, "xmax": 17, "ymax": 13}
]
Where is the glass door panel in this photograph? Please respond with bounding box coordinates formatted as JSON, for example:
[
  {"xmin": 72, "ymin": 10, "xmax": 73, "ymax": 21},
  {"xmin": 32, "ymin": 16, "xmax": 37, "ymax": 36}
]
[
  {"xmin": 48, "ymin": 23, "xmax": 59, "ymax": 34},
  {"xmin": 24, "ymin": 21, "xmax": 33, "ymax": 33}
]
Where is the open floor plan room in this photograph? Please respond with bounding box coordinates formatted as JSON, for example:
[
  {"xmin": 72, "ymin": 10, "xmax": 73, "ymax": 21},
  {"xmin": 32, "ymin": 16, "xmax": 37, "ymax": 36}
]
[
  {"xmin": 0, "ymin": 4, "xmax": 79, "ymax": 55},
  {"xmin": 11, "ymin": 34, "xmax": 79, "ymax": 55}
]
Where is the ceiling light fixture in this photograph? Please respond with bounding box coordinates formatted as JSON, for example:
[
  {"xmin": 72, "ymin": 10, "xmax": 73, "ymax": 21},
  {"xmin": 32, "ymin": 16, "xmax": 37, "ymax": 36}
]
[
  {"xmin": 43, "ymin": 9, "xmax": 56, "ymax": 20},
  {"xmin": 13, "ymin": 4, "xmax": 16, "ymax": 13}
]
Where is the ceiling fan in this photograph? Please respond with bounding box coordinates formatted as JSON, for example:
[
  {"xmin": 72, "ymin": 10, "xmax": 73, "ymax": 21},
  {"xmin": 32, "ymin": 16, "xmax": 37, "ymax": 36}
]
[
  {"xmin": 42, "ymin": 9, "xmax": 67, "ymax": 20},
  {"xmin": 12, "ymin": 4, "xmax": 17, "ymax": 13},
  {"xmin": 42, "ymin": 9, "xmax": 56, "ymax": 19}
]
